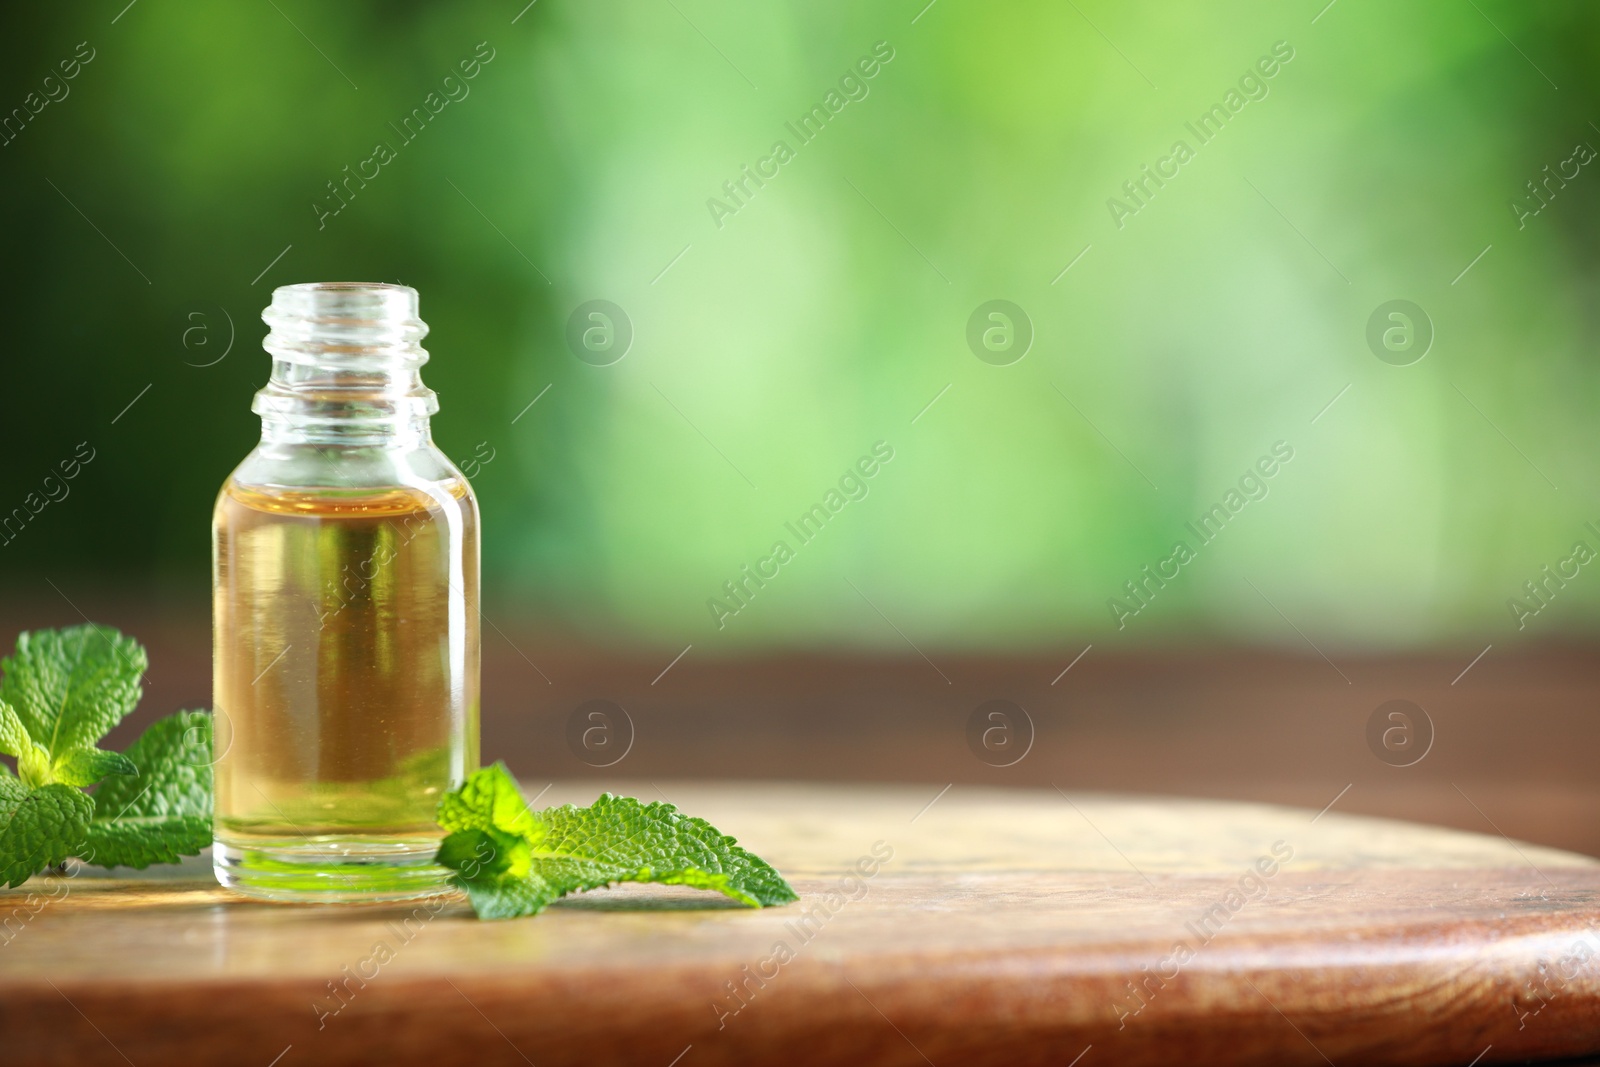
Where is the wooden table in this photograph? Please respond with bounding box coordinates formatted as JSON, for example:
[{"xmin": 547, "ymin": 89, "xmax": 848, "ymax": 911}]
[{"xmin": 2, "ymin": 782, "xmax": 1598, "ymax": 1066}]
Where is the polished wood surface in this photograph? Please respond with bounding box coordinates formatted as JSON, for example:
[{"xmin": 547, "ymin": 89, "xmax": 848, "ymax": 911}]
[{"xmin": 2, "ymin": 782, "xmax": 1599, "ymax": 1066}]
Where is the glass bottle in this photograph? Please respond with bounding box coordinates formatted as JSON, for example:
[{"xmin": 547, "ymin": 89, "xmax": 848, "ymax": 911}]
[{"xmin": 212, "ymin": 282, "xmax": 480, "ymax": 901}]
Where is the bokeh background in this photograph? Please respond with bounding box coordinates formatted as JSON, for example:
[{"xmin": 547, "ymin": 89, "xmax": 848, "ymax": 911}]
[{"xmin": 1, "ymin": 2, "xmax": 1596, "ymax": 849}]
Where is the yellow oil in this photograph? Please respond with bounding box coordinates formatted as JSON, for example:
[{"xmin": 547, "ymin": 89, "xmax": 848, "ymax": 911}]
[{"xmin": 212, "ymin": 477, "xmax": 479, "ymax": 899}]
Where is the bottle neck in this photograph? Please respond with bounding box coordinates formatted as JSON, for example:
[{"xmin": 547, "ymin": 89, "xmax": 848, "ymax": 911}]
[{"xmin": 256, "ymin": 282, "xmax": 437, "ymax": 447}]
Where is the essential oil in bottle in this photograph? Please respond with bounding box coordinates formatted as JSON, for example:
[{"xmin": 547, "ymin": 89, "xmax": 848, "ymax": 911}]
[{"xmin": 212, "ymin": 282, "xmax": 480, "ymax": 902}]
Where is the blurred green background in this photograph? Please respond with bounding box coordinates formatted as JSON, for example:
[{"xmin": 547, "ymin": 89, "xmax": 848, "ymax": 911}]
[{"xmin": 1, "ymin": 0, "xmax": 1596, "ymax": 653}]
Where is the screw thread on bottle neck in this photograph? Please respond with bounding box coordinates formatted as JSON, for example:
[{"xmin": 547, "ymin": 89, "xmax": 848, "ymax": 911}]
[{"xmin": 256, "ymin": 282, "xmax": 437, "ymax": 446}]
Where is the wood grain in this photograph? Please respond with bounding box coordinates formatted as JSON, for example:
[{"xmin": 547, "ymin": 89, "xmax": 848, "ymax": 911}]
[{"xmin": 2, "ymin": 783, "xmax": 1599, "ymax": 1066}]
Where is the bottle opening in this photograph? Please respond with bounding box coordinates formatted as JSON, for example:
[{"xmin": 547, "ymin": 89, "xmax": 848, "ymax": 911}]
[
  {"xmin": 264, "ymin": 281, "xmax": 428, "ymax": 364},
  {"xmin": 256, "ymin": 281, "xmax": 437, "ymax": 443},
  {"xmin": 271, "ymin": 281, "xmax": 419, "ymax": 323}
]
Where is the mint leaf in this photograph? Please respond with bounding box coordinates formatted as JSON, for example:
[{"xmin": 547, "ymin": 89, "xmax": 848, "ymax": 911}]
[
  {"xmin": 0, "ymin": 778, "xmax": 93, "ymax": 888},
  {"xmin": 0, "ymin": 629, "xmax": 209, "ymax": 885},
  {"xmin": 0, "ymin": 698, "xmax": 52, "ymax": 787},
  {"xmin": 52, "ymin": 748, "xmax": 137, "ymax": 788},
  {"xmin": 437, "ymin": 826, "xmax": 531, "ymax": 879},
  {"xmin": 530, "ymin": 793, "xmax": 798, "ymax": 905},
  {"xmin": 83, "ymin": 711, "xmax": 213, "ymax": 870},
  {"xmin": 435, "ymin": 764, "xmax": 798, "ymax": 920},
  {"xmin": 0, "ymin": 625, "xmax": 146, "ymax": 762},
  {"xmin": 0, "ymin": 698, "xmax": 31, "ymax": 758},
  {"xmin": 437, "ymin": 760, "xmax": 538, "ymax": 845},
  {"xmin": 456, "ymin": 867, "xmax": 557, "ymax": 921}
]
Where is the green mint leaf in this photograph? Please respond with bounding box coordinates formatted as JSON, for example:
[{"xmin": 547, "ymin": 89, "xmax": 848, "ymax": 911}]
[
  {"xmin": 526, "ymin": 793, "xmax": 798, "ymax": 907},
  {"xmin": 0, "ymin": 698, "xmax": 52, "ymax": 787},
  {"xmin": 83, "ymin": 711, "xmax": 213, "ymax": 870},
  {"xmin": 16, "ymin": 745, "xmax": 52, "ymax": 789},
  {"xmin": 436, "ymin": 760, "xmax": 538, "ymax": 843},
  {"xmin": 0, "ymin": 625, "xmax": 146, "ymax": 761},
  {"xmin": 51, "ymin": 747, "xmax": 137, "ymax": 788},
  {"xmin": 0, "ymin": 778, "xmax": 93, "ymax": 888},
  {"xmin": 82, "ymin": 814, "xmax": 212, "ymax": 871},
  {"xmin": 0, "ymin": 697, "xmax": 31, "ymax": 757},
  {"xmin": 435, "ymin": 764, "xmax": 798, "ymax": 920},
  {"xmin": 437, "ymin": 825, "xmax": 530, "ymax": 879},
  {"xmin": 455, "ymin": 869, "xmax": 557, "ymax": 920},
  {"xmin": 436, "ymin": 824, "xmax": 547, "ymax": 918}
]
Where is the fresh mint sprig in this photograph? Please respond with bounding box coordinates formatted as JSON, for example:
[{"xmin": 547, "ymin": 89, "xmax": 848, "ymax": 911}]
[
  {"xmin": 435, "ymin": 763, "xmax": 798, "ymax": 919},
  {"xmin": 82, "ymin": 709, "xmax": 213, "ymax": 869},
  {"xmin": 0, "ymin": 625, "xmax": 212, "ymax": 886}
]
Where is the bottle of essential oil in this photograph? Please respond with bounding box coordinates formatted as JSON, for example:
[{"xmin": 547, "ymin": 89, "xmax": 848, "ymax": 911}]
[{"xmin": 213, "ymin": 282, "xmax": 480, "ymax": 901}]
